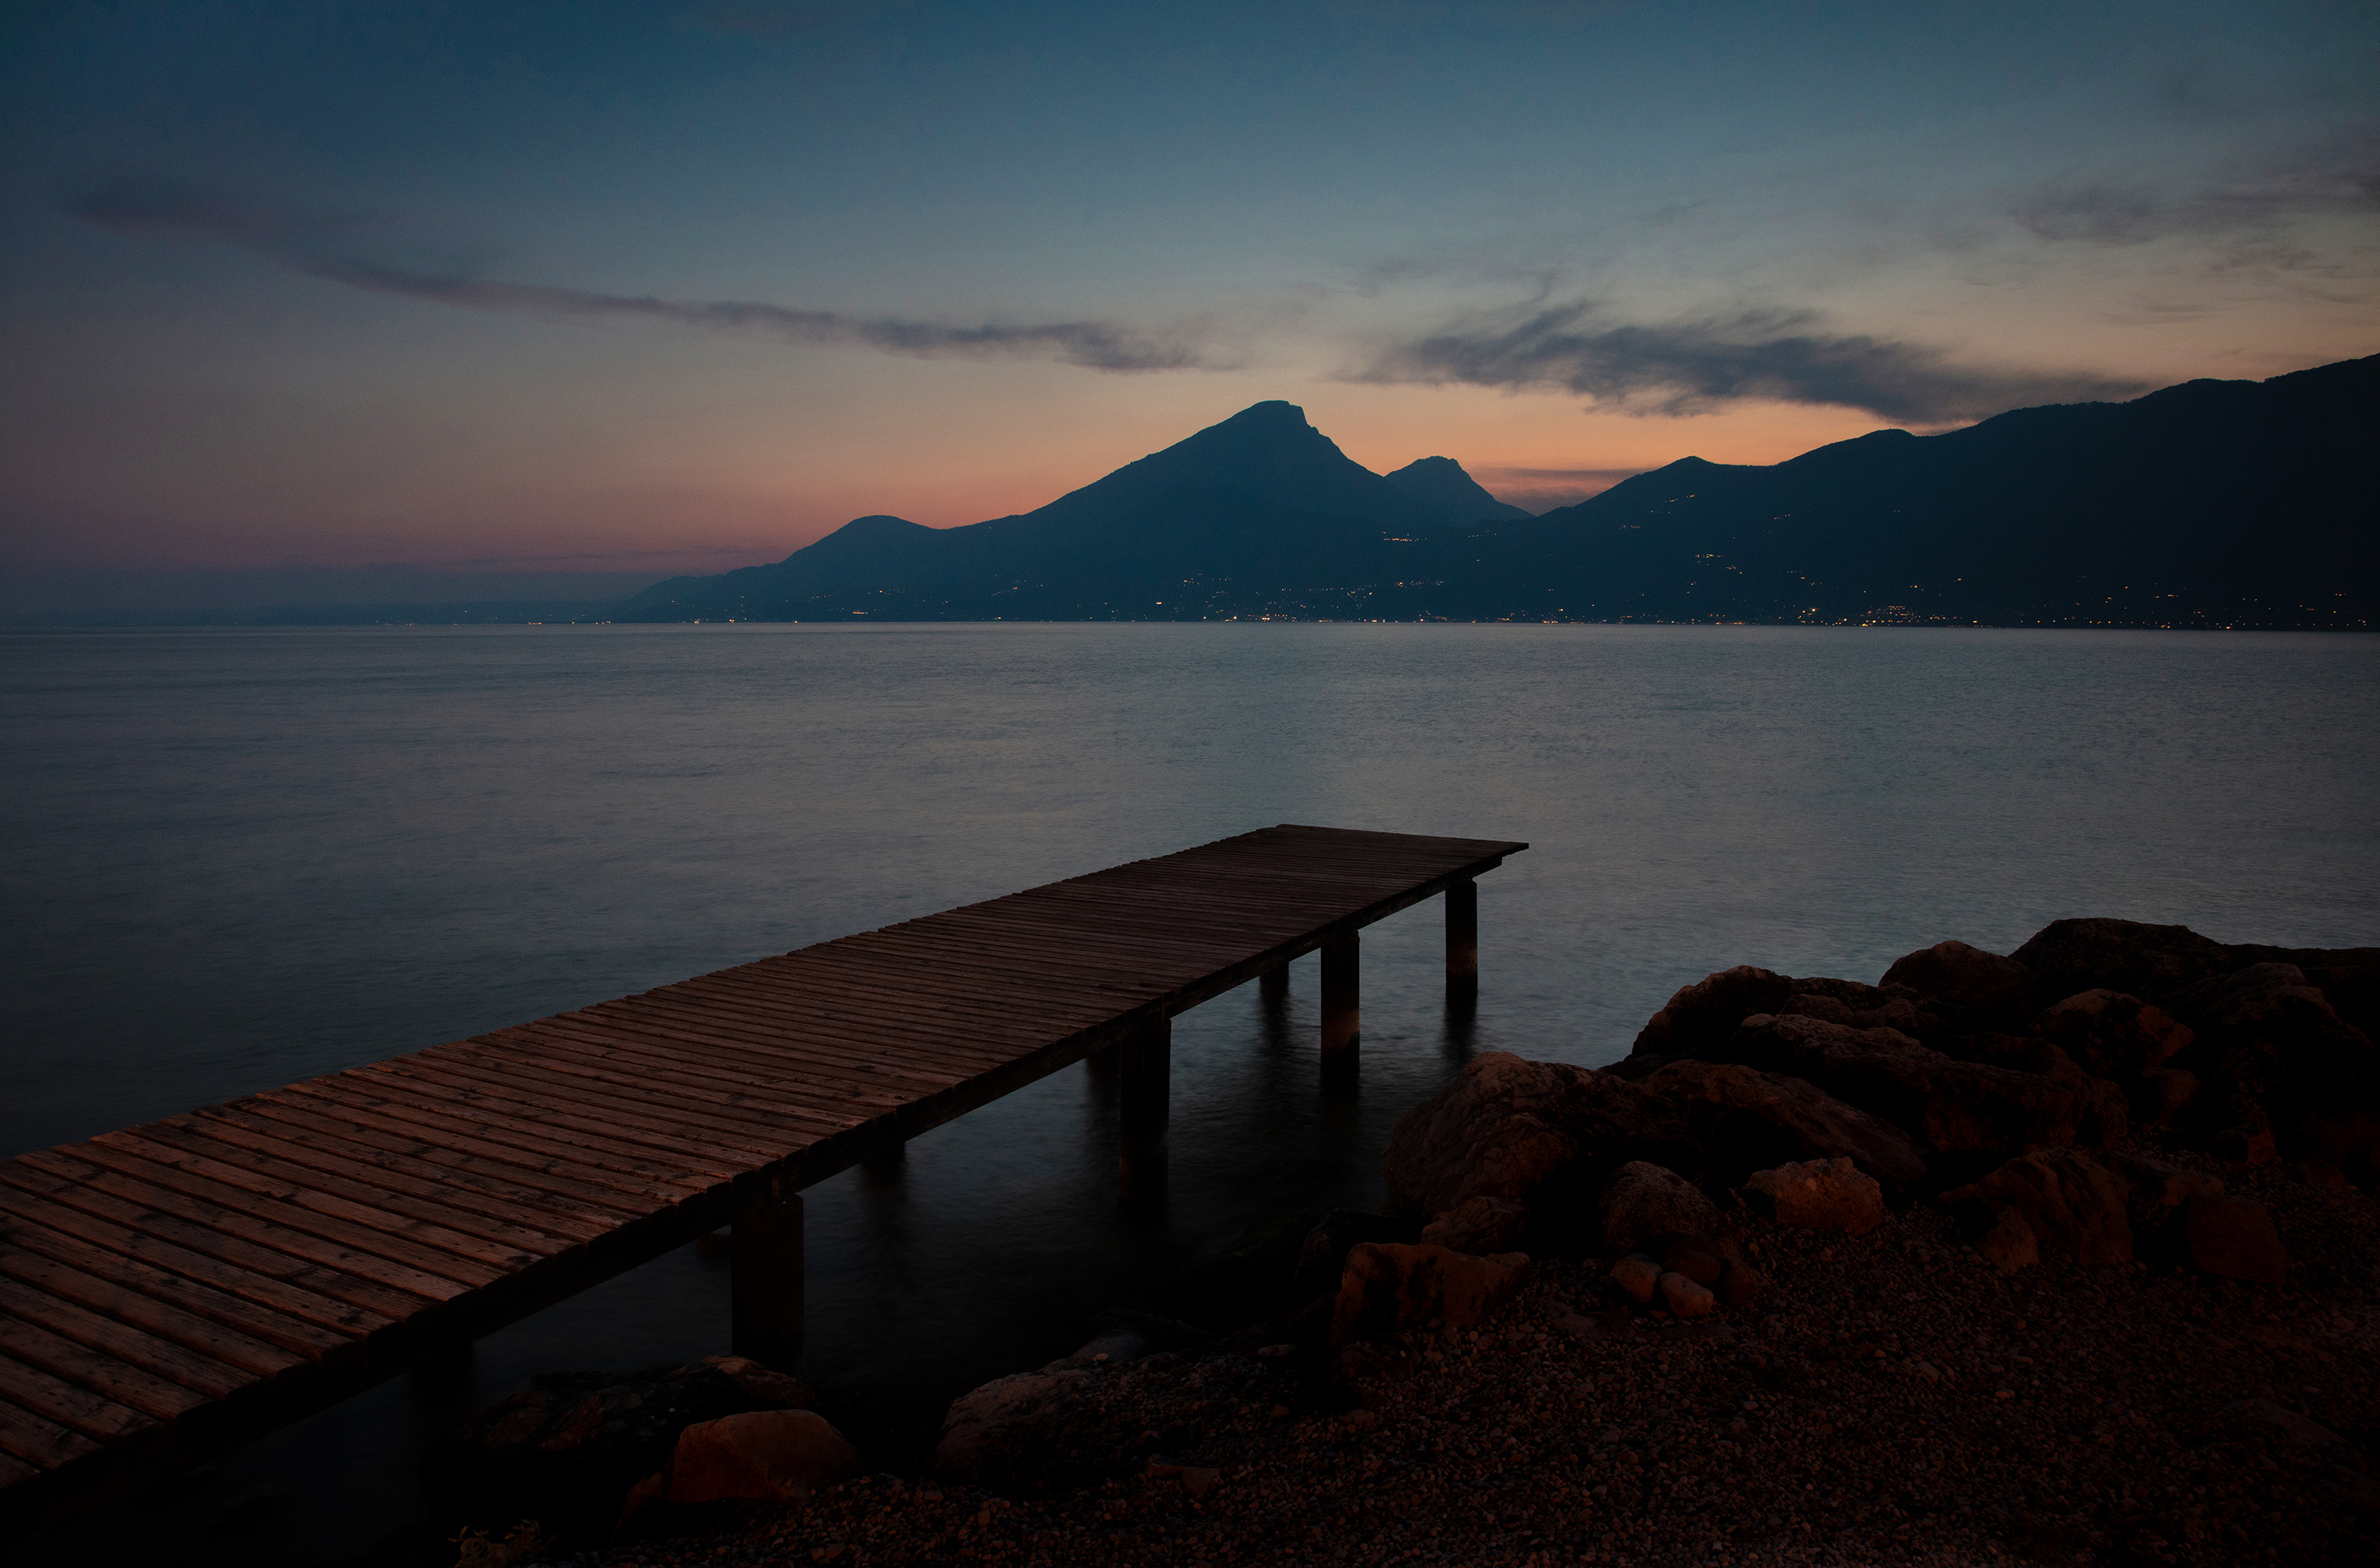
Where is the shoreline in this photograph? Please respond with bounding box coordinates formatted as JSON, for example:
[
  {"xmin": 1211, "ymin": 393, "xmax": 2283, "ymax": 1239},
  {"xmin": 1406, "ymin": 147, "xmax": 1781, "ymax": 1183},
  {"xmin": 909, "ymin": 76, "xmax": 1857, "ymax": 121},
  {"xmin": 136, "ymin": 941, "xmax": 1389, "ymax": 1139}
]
[
  {"xmin": 440, "ymin": 918, "xmax": 2380, "ymax": 1566},
  {"xmin": 585, "ymin": 1149, "xmax": 2379, "ymax": 1567}
]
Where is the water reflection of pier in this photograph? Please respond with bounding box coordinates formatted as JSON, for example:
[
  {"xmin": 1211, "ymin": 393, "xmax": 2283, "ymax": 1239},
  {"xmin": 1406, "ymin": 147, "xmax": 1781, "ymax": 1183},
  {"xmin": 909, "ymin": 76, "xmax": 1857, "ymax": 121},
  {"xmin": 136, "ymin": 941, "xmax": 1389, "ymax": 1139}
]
[{"xmin": 0, "ymin": 824, "xmax": 1523, "ymax": 1528}]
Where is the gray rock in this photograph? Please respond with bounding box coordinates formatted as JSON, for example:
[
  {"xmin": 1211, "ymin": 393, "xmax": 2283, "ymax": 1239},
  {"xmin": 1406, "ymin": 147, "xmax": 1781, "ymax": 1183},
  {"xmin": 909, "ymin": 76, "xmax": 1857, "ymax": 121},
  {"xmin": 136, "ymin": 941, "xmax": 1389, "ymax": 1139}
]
[
  {"xmin": 2010, "ymin": 918, "xmax": 2235, "ymax": 1003},
  {"xmin": 1292, "ymin": 1210, "xmax": 1418, "ymax": 1304},
  {"xmin": 1599, "ymin": 1161, "xmax": 1720, "ymax": 1254},
  {"xmin": 1645, "ymin": 1058, "xmax": 1927, "ymax": 1192},
  {"xmin": 1881, "ymin": 941, "xmax": 2039, "ymax": 1032},
  {"xmin": 1743, "ymin": 1157, "xmax": 1886, "ymax": 1234},
  {"xmin": 2185, "ymin": 1194, "xmax": 2287, "ymax": 1283},
  {"xmin": 1728, "ymin": 1012, "xmax": 2128, "ymax": 1152},
  {"xmin": 1420, "ymin": 1194, "xmax": 1528, "ymax": 1255},
  {"xmin": 1382, "ymin": 1052, "xmax": 1691, "ymax": 1216},
  {"xmin": 1608, "ymin": 1257, "xmax": 1660, "ymax": 1304},
  {"xmin": 1658, "ymin": 1271, "xmax": 1716, "ymax": 1319},
  {"xmin": 1941, "ymin": 1149, "xmax": 2135, "ymax": 1265},
  {"xmin": 2033, "ymin": 990, "xmax": 2194, "ymax": 1077}
]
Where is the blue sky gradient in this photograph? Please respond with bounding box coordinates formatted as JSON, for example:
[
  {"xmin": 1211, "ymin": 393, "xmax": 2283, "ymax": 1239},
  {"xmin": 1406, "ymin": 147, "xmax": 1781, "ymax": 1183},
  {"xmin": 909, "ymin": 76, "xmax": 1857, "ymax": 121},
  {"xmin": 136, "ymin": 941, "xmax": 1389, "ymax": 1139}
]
[{"xmin": 3, "ymin": 0, "xmax": 2372, "ymax": 581}]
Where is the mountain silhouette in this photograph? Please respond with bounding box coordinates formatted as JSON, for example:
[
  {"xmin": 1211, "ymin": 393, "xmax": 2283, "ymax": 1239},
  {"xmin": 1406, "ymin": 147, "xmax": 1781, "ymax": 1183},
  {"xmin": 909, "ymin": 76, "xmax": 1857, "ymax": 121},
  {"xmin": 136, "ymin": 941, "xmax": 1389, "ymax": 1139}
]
[
  {"xmin": 1495, "ymin": 353, "xmax": 2377, "ymax": 627},
  {"xmin": 1385, "ymin": 455, "xmax": 1534, "ymax": 524},
  {"xmin": 619, "ymin": 355, "xmax": 2376, "ymax": 627},
  {"xmin": 622, "ymin": 401, "xmax": 1468, "ymax": 619}
]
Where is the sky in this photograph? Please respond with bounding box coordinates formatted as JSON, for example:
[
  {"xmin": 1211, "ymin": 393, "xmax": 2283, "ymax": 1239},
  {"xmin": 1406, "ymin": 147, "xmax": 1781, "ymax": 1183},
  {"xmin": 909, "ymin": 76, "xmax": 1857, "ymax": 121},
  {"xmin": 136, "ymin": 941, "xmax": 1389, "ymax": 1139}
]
[{"xmin": 2, "ymin": 0, "xmax": 2374, "ymax": 592}]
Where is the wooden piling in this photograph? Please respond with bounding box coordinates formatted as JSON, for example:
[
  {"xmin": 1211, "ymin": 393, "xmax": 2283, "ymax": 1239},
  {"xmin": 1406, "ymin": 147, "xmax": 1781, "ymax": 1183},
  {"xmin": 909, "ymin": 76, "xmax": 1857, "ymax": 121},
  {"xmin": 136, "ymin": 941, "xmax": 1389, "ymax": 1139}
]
[
  {"xmin": 1321, "ymin": 934, "xmax": 1361, "ymax": 1063},
  {"xmin": 1447, "ymin": 878, "xmax": 1479, "ymax": 991},
  {"xmin": 732, "ymin": 1175, "xmax": 804, "ymax": 1368},
  {"xmin": 1118, "ymin": 1017, "xmax": 1171, "ymax": 1199}
]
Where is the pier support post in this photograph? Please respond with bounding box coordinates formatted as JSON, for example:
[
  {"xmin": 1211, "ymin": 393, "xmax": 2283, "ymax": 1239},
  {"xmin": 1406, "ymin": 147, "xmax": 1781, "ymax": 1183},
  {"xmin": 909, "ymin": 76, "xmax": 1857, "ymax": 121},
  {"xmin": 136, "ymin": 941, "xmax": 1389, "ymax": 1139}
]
[
  {"xmin": 731, "ymin": 1172, "xmax": 804, "ymax": 1368},
  {"xmin": 1321, "ymin": 934, "xmax": 1360, "ymax": 1075},
  {"xmin": 1119, "ymin": 1015, "xmax": 1170, "ymax": 1202},
  {"xmin": 1260, "ymin": 964, "xmax": 1289, "ymax": 1004},
  {"xmin": 1446, "ymin": 879, "xmax": 1478, "ymax": 995}
]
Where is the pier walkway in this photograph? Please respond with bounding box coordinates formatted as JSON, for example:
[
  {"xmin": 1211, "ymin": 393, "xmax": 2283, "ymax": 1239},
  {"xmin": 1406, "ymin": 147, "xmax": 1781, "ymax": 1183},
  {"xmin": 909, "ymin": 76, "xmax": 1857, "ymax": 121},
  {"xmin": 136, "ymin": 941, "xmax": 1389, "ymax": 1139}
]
[{"xmin": 0, "ymin": 824, "xmax": 1524, "ymax": 1528}]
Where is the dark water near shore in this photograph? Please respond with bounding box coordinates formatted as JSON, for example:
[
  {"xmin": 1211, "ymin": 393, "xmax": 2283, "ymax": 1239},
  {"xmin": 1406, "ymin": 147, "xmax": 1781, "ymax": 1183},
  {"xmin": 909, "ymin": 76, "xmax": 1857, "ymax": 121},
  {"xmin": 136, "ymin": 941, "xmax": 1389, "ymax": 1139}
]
[{"xmin": 6, "ymin": 623, "xmax": 2377, "ymax": 1565}]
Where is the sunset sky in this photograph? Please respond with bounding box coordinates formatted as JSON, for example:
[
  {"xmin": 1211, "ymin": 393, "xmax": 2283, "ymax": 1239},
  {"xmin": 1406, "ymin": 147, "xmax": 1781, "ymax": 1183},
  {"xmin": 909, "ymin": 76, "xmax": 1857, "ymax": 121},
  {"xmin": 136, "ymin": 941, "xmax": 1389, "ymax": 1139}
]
[{"xmin": 2, "ymin": 0, "xmax": 2373, "ymax": 592}]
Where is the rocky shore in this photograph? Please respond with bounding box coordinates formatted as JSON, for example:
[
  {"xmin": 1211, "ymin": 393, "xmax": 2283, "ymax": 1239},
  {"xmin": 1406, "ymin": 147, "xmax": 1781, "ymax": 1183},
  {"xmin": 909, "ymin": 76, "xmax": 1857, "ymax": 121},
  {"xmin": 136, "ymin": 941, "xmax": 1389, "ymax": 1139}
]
[{"xmin": 442, "ymin": 919, "xmax": 2378, "ymax": 1567}]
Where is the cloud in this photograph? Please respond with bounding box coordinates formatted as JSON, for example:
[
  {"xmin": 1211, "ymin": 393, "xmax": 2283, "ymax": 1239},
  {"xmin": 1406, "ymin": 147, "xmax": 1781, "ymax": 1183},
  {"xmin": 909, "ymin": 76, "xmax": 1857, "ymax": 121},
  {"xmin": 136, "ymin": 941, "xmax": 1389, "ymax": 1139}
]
[
  {"xmin": 65, "ymin": 176, "xmax": 1209, "ymax": 373},
  {"xmin": 2016, "ymin": 123, "xmax": 2379, "ymax": 254},
  {"xmin": 1362, "ymin": 301, "xmax": 2150, "ymax": 423}
]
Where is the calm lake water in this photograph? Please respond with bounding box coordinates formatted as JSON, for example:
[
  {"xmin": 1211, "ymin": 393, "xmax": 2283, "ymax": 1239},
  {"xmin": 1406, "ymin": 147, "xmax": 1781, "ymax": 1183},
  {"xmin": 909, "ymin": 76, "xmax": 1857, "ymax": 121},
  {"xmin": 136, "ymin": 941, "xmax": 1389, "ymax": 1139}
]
[{"xmin": 6, "ymin": 623, "xmax": 2377, "ymax": 1565}]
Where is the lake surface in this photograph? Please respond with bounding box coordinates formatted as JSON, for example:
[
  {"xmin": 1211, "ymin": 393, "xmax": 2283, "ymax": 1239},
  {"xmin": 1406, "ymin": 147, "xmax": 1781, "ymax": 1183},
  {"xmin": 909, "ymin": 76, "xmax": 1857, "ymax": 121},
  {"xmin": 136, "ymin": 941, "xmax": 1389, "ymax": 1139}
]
[{"xmin": 6, "ymin": 623, "xmax": 2377, "ymax": 1565}]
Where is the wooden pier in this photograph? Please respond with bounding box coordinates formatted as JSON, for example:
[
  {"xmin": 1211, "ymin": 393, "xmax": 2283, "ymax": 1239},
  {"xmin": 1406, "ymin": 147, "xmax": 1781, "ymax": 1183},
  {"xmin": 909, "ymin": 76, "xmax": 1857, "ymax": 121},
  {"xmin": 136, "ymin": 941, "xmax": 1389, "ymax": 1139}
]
[{"xmin": 0, "ymin": 824, "xmax": 1524, "ymax": 1529}]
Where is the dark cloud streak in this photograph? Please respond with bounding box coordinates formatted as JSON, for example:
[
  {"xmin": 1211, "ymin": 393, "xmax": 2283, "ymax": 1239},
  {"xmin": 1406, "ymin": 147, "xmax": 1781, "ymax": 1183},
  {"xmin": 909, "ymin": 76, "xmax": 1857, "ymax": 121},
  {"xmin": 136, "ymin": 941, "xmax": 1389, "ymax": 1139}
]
[
  {"xmin": 1365, "ymin": 302, "xmax": 2149, "ymax": 423},
  {"xmin": 2016, "ymin": 123, "xmax": 2378, "ymax": 253},
  {"xmin": 65, "ymin": 176, "xmax": 1206, "ymax": 373}
]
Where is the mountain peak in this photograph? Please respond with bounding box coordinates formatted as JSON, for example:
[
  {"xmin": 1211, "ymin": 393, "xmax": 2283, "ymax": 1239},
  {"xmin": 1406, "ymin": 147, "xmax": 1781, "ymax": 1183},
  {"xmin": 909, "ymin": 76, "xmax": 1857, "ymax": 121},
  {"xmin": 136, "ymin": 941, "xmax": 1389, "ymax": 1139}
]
[
  {"xmin": 1385, "ymin": 454, "xmax": 1533, "ymax": 524},
  {"xmin": 1219, "ymin": 399, "xmax": 1311, "ymax": 426}
]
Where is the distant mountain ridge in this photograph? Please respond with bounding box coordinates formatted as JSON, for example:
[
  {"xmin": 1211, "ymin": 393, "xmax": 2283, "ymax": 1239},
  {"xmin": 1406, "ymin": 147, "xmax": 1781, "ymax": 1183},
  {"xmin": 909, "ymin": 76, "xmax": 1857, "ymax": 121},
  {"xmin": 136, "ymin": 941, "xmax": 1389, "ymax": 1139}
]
[{"xmin": 620, "ymin": 355, "xmax": 2378, "ymax": 629}]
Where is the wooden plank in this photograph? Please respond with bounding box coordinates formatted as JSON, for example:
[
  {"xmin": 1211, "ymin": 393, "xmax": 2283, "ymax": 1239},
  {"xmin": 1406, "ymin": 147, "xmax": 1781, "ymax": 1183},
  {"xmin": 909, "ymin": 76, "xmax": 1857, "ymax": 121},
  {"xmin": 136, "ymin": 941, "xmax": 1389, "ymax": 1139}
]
[
  {"xmin": 0, "ymin": 1351, "xmax": 159, "ymax": 1443},
  {"xmin": 362, "ymin": 1059, "xmax": 786, "ymax": 1171},
  {"xmin": 0, "ymin": 1228, "xmax": 321, "ymax": 1371},
  {"xmin": 21, "ymin": 1144, "xmax": 493, "ymax": 1301},
  {"xmin": 610, "ymin": 977, "xmax": 1047, "ymax": 1068},
  {"xmin": 148, "ymin": 1114, "xmax": 607, "ymax": 1247},
  {"xmin": 534, "ymin": 1004, "xmax": 985, "ymax": 1104},
  {"xmin": 455, "ymin": 1033, "xmax": 877, "ymax": 1138},
  {"xmin": 704, "ymin": 957, "xmax": 1134, "ymax": 1040},
  {"xmin": 396, "ymin": 1051, "xmax": 819, "ymax": 1162},
  {"xmin": 488, "ymin": 1019, "xmax": 939, "ymax": 1114},
  {"xmin": 0, "ymin": 1166, "xmax": 423, "ymax": 1331},
  {"xmin": 0, "ymin": 1396, "xmax": 101, "ymax": 1472},
  {"xmin": 90, "ymin": 1131, "xmax": 559, "ymax": 1272},
  {"xmin": 345, "ymin": 1057, "xmax": 770, "ymax": 1172},
  {"xmin": 506, "ymin": 1009, "xmax": 949, "ymax": 1107},
  {"xmin": 280, "ymin": 1080, "xmax": 720, "ymax": 1197},
  {"xmin": 0, "ymin": 1320, "xmax": 209, "ymax": 1428},
  {"xmin": 228, "ymin": 1092, "xmax": 683, "ymax": 1211},
  {"xmin": 0, "ymin": 1297, "xmax": 248, "ymax": 1405}
]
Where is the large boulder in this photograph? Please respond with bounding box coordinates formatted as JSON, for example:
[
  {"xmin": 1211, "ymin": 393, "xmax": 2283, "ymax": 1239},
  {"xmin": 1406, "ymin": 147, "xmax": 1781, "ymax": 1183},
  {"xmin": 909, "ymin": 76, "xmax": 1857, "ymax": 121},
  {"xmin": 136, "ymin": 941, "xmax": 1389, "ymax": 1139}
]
[
  {"xmin": 1629, "ymin": 966, "xmax": 1798, "ymax": 1060},
  {"xmin": 2163, "ymin": 964, "xmax": 2380, "ymax": 1175},
  {"xmin": 1599, "ymin": 1161, "xmax": 1720, "ymax": 1253},
  {"xmin": 1742, "ymin": 1157, "xmax": 1886, "ymax": 1234},
  {"xmin": 661, "ymin": 1409, "xmax": 858, "ymax": 1505},
  {"xmin": 2223, "ymin": 945, "xmax": 2380, "ymax": 1040},
  {"xmin": 421, "ymin": 1356, "xmax": 815, "ymax": 1548},
  {"xmin": 934, "ymin": 1369, "xmax": 1095, "ymax": 1486},
  {"xmin": 1880, "ymin": 941, "xmax": 2038, "ymax": 1033},
  {"xmin": 1420, "ymin": 1195, "xmax": 1529, "ymax": 1255},
  {"xmin": 1328, "ymin": 1244, "xmax": 1530, "ymax": 1345},
  {"xmin": 2032, "ymin": 990, "xmax": 2194, "ymax": 1078},
  {"xmin": 1730, "ymin": 1013, "xmax": 2128, "ymax": 1152},
  {"xmin": 1291, "ymin": 1210, "xmax": 1419, "ymax": 1305},
  {"xmin": 1646, "ymin": 1059, "xmax": 1927, "ymax": 1193},
  {"xmin": 2184, "ymin": 1195, "xmax": 2287, "ymax": 1283},
  {"xmin": 2010, "ymin": 918, "xmax": 2234, "ymax": 1003},
  {"xmin": 1380, "ymin": 1052, "xmax": 1693, "ymax": 1216},
  {"xmin": 1941, "ymin": 1150, "xmax": 2136, "ymax": 1265},
  {"xmin": 2100, "ymin": 1149, "xmax": 2225, "ymax": 1209}
]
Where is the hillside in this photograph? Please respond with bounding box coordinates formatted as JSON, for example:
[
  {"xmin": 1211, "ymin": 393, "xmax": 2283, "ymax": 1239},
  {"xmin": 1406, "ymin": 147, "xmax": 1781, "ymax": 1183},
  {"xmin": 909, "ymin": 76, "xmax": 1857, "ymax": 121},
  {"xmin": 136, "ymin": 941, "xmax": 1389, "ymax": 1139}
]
[{"xmin": 618, "ymin": 355, "xmax": 2378, "ymax": 628}]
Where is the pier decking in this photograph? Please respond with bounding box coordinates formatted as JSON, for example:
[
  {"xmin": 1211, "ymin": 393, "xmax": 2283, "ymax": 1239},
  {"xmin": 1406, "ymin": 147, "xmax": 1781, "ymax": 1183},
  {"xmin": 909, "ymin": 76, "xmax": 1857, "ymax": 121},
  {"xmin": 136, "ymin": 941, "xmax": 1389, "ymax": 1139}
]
[{"xmin": 0, "ymin": 824, "xmax": 1524, "ymax": 1529}]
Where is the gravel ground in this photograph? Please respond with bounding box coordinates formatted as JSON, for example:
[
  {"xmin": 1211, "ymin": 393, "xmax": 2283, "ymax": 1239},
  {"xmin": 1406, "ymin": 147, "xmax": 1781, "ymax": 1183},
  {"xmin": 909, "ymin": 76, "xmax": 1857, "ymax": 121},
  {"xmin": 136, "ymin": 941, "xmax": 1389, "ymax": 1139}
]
[{"xmin": 568, "ymin": 1158, "xmax": 2378, "ymax": 1568}]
